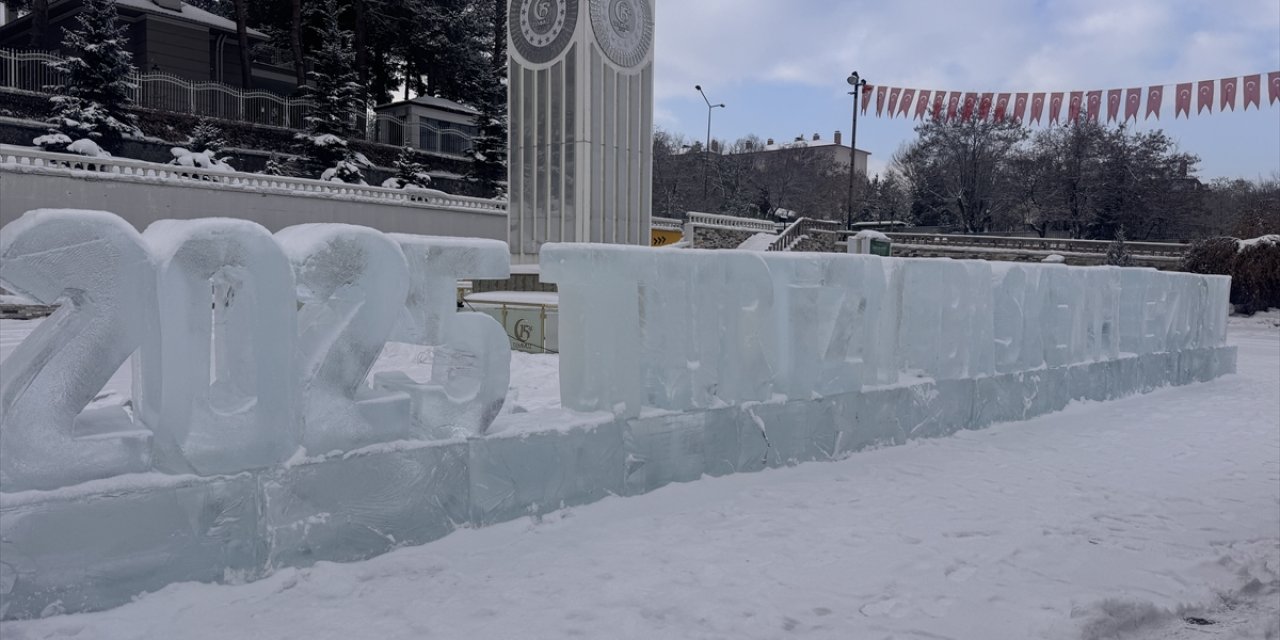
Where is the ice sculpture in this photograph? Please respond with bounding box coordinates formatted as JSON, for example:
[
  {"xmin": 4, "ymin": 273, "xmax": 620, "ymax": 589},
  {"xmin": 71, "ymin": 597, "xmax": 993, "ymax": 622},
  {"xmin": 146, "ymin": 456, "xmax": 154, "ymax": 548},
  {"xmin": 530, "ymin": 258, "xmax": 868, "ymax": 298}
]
[
  {"xmin": 138, "ymin": 219, "xmax": 300, "ymax": 475},
  {"xmin": 276, "ymin": 224, "xmax": 411, "ymax": 453},
  {"xmin": 373, "ymin": 235, "xmax": 511, "ymax": 437},
  {"xmin": 0, "ymin": 209, "xmax": 154, "ymax": 491}
]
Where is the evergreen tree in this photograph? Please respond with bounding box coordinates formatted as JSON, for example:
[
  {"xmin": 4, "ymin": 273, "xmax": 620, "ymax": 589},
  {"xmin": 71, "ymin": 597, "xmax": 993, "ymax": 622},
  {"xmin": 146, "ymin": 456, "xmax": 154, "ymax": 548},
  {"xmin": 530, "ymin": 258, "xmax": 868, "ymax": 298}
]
[
  {"xmin": 469, "ymin": 68, "xmax": 506, "ymax": 196},
  {"xmin": 1106, "ymin": 227, "xmax": 1134, "ymax": 267},
  {"xmin": 295, "ymin": 0, "xmax": 365, "ymax": 182},
  {"xmin": 41, "ymin": 0, "xmax": 141, "ymax": 153},
  {"xmin": 185, "ymin": 119, "xmax": 226, "ymax": 154},
  {"xmin": 386, "ymin": 145, "xmax": 432, "ymax": 189}
]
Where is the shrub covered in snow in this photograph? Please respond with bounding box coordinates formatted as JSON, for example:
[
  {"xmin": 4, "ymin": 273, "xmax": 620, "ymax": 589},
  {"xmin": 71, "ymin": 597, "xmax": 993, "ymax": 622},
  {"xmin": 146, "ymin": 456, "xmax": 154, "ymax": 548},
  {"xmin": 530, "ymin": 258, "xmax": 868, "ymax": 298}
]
[
  {"xmin": 382, "ymin": 146, "xmax": 432, "ymax": 189},
  {"xmin": 1184, "ymin": 235, "xmax": 1280, "ymax": 315},
  {"xmin": 31, "ymin": 133, "xmax": 73, "ymax": 153},
  {"xmin": 169, "ymin": 147, "xmax": 233, "ymax": 172},
  {"xmin": 1104, "ymin": 228, "xmax": 1134, "ymax": 267},
  {"xmin": 41, "ymin": 0, "xmax": 142, "ymax": 154},
  {"xmin": 183, "ymin": 120, "xmax": 226, "ymax": 155}
]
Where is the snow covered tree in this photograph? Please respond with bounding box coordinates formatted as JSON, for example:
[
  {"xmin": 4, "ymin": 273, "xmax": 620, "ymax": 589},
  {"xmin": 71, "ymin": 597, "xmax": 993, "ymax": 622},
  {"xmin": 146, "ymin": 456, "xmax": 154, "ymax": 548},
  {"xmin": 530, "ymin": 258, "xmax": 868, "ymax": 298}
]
[
  {"xmin": 295, "ymin": 0, "xmax": 366, "ymax": 183},
  {"xmin": 184, "ymin": 119, "xmax": 226, "ymax": 154},
  {"xmin": 1106, "ymin": 227, "xmax": 1134, "ymax": 267},
  {"xmin": 383, "ymin": 145, "xmax": 432, "ymax": 189},
  {"xmin": 39, "ymin": 0, "xmax": 141, "ymax": 154}
]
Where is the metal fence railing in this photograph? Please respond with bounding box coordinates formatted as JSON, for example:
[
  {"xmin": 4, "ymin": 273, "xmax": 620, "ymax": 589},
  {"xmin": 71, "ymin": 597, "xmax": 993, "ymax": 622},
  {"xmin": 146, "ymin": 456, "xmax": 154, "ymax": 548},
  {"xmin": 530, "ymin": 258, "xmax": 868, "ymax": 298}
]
[{"xmin": 0, "ymin": 48, "xmax": 478, "ymax": 157}]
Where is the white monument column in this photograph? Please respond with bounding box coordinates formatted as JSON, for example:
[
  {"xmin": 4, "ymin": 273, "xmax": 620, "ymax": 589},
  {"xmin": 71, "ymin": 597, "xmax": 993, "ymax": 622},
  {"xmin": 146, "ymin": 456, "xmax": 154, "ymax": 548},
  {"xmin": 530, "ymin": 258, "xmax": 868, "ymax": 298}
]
[{"xmin": 507, "ymin": 0, "xmax": 655, "ymax": 263}]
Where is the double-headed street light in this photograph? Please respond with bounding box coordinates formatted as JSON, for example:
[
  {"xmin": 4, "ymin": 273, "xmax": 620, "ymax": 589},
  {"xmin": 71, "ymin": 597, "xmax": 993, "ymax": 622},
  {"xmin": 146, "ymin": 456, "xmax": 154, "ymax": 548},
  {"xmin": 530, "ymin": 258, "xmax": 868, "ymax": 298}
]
[
  {"xmin": 845, "ymin": 71, "xmax": 866, "ymax": 230},
  {"xmin": 695, "ymin": 84, "xmax": 725, "ymax": 200}
]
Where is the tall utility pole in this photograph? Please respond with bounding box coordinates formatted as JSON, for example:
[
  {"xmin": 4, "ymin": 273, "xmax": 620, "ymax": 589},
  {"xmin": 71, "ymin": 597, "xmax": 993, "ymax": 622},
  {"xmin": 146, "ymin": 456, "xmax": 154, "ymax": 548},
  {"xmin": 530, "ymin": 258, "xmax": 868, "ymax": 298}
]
[
  {"xmin": 845, "ymin": 71, "xmax": 866, "ymax": 230},
  {"xmin": 695, "ymin": 85, "xmax": 725, "ymax": 201}
]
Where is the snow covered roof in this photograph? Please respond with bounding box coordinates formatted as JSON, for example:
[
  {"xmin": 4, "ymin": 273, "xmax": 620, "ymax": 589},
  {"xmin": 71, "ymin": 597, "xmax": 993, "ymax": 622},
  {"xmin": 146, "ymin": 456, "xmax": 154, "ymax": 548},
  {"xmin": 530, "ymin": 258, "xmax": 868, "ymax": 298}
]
[
  {"xmin": 760, "ymin": 139, "xmax": 870, "ymax": 155},
  {"xmin": 100, "ymin": 0, "xmax": 266, "ymax": 38},
  {"xmin": 376, "ymin": 95, "xmax": 480, "ymax": 116}
]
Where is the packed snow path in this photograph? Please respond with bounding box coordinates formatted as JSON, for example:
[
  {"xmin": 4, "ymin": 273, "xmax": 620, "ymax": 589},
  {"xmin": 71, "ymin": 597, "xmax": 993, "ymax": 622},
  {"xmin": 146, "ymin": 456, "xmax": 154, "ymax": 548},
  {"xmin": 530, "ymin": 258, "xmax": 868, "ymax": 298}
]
[{"xmin": 3, "ymin": 318, "xmax": 1277, "ymax": 640}]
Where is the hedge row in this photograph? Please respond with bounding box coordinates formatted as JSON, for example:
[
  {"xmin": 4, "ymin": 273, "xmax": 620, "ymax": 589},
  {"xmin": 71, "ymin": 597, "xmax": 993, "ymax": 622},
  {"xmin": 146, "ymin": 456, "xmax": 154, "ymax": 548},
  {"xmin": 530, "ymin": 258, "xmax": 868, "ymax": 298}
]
[{"xmin": 1183, "ymin": 236, "xmax": 1280, "ymax": 315}]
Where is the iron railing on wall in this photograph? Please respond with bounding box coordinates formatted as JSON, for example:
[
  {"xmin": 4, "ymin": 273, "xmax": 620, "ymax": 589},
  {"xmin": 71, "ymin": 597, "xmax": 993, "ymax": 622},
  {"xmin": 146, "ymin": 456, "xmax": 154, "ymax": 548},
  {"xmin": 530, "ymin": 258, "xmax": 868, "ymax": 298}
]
[{"xmin": 0, "ymin": 48, "xmax": 478, "ymax": 157}]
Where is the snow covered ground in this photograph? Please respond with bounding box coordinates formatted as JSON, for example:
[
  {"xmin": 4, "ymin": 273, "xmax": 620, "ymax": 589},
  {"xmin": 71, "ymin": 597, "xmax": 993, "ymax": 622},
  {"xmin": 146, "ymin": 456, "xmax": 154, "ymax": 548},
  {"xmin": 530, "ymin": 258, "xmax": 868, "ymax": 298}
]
[{"xmin": 2, "ymin": 315, "xmax": 1277, "ymax": 639}]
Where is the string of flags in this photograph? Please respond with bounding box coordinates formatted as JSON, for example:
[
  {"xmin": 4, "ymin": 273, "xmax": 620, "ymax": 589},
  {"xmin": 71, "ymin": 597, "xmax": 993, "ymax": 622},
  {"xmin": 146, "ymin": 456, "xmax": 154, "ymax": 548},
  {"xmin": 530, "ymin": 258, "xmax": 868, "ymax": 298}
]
[{"xmin": 860, "ymin": 72, "xmax": 1280, "ymax": 124}]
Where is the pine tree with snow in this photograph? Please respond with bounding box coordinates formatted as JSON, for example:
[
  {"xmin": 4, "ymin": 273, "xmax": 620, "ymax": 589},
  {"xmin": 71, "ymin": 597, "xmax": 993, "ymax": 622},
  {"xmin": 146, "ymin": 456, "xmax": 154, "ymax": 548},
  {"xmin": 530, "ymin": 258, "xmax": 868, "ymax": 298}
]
[
  {"xmin": 468, "ymin": 69, "xmax": 506, "ymax": 197},
  {"xmin": 262, "ymin": 154, "xmax": 290, "ymax": 176},
  {"xmin": 1106, "ymin": 227, "xmax": 1134, "ymax": 267},
  {"xmin": 184, "ymin": 119, "xmax": 226, "ymax": 154},
  {"xmin": 295, "ymin": 0, "xmax": 365, "ymax": 183},
  {"xmin": 383, "ymin": 145, "xmax": 432, "ymax": 189},
  {"xmin": 40, "ymin": 0, "xmax": 141, "ymax": 154}
]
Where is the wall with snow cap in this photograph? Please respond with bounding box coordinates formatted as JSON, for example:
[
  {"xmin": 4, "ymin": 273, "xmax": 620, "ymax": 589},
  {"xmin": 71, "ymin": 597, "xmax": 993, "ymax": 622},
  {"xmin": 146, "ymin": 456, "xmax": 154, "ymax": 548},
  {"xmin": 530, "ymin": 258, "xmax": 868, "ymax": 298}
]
[{"xmin": 0, "ymin": 214, "xmax": 1235, "ymax": 620}]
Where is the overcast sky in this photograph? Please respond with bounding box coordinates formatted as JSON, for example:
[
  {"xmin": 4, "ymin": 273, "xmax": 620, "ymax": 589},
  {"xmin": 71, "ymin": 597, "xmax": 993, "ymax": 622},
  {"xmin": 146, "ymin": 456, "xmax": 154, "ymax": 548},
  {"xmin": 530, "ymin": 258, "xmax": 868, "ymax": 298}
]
[{"xmin": 651, "ymin": 0, "xmax": 1280, "ymax": 180}]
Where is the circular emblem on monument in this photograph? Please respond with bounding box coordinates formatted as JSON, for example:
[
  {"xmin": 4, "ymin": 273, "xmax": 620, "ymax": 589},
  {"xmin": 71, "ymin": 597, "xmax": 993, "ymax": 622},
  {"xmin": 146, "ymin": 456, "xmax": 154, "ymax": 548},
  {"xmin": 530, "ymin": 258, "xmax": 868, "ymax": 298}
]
[
  {"xmin": 510, "ymin": 0, "xmax": 578, "ymax": 65},
  {"xmin": 589, "ymin": 0, "xmax": 653, "ymax": 69}
]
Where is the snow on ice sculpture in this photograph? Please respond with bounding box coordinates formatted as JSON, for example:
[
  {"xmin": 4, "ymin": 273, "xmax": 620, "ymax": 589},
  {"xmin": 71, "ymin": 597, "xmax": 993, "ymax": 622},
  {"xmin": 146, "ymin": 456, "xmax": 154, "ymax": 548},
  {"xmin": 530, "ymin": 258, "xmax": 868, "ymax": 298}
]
[
  {"xmin": 277, "ymin": 224, "xmax": 412, "ymax": 453},
  {"xmin": 373, "ymin": 235, "xmax": 511, "ymax": 437},
  {"xmin": 0, "ymin": 209, "xmax": 154, "ymax": 491},
  {"xmin": 137, "ymin": 219, "xmax": 300, "ymax": 475}
]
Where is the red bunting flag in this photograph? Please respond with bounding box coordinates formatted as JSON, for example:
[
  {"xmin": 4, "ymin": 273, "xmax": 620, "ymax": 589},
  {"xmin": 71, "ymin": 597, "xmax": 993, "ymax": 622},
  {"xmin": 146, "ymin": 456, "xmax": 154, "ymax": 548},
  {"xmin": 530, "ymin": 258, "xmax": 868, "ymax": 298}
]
[
  {"xmin": 994, "ymin": 93, "xmax": 1010, "ymax": 122},
  {"xmin": 1030, "ymin": 92, "xmax": 1045, "ymax": 124},
  {"xmin": 1013, "ymin": 93, "xmax": 1029, "ymax": 122},
  {"xmin": 1106, "ymin": 89, "xmax": 1122, "ymax": 122},
  {"xmin": 946, "ymin": 92, "xmax": 962, "ymax": 121},
  {"xmin": 887, "ymin": 87, "xmax": 902, "ymax": 118},
  {"xmin": 875, "ymin": 86, "xmax": 887, "ymax": 116},
  {"xmin": 1175, "ymin": 82, "xmax": 1192, "ymax": 118},
  {"xmin": 861, "ymin": 84, "xmax": 873, "ymax": 115},
  {"xmin": 1048, "ymin": 92, "xmax": 1064, "ymax": 124},
  {"xmin": 978, "ymin": 93, "xmax": 993, "ymax": 120},
  {"xmin": 1220, "ymin": 77, "xmax": 1237, "ymax": 111},
  {"xmin": 931, "ymin": 92, "xmax": 945, "ymax": 120},
  {"xmin": 1270, "ymin": 72, "xmax": 1280, "ymax": 105},
  {"xmin": 1146, "ymin": 85, "xmax": 1163, "ymax": 119},
  {"xmin": 1086, "ymin": 90, "xmax": 1102, "ymax": 122},
  {"xmin": 961, "ymin": 92, "xmax": 977, "ymax": 120},
  {"xmin": 1197, "ymin": 80, "xmax": 1214, "ymax": 114},
  {"xmin": 1242, "ymin": 74, "xmax": 1261, "ymax": 110},
  {"xmin": 898, "ymin": 88, "xmax": 916, "ymax": 118},
  {"xmin": 915, "ymin": 90, "xmax": 932, "ymax": 120},
  {"xmin": 1067, "ymin": 91, "xmax": 1083, "ymax": 122},
  {"xmin": 1124, "ymin": 87, "xmax": 1142, "ymax": 122}
]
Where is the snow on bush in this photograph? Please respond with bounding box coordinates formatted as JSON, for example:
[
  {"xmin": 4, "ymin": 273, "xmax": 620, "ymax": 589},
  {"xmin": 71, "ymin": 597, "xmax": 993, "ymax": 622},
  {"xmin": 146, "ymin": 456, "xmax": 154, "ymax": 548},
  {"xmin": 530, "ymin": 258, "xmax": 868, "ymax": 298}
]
[
  {"xmin": 1183, "ymin": 235, "xmax": 1280, "ymax": 315},
  {"xmin": 1042, "ymin": 254, "xmax": 1065, "ymax": 263},
  {"xmin": 31, "ymin": 132, "xmax": 73, "ymax": 152},
  {"xmin": 384, "ymin": 145, "xmax": 432, "ymax": 190},
  {"xmin": 66, "ymin": 138, "xmax": 111, "ymax": 158},
  {"xmin": 169, "ymin": 147, "xmax": 233, "ymax": 172}
]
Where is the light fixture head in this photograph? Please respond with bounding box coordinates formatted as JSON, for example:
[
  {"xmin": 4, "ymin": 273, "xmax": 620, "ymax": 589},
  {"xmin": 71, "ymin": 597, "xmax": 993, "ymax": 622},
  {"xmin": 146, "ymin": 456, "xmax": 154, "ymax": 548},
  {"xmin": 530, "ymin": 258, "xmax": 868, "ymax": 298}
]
[
  {"xmin": 695, "ymin": 84, "xmax": 702, "ymax": 91},
  {"xmin": 846, "ymin": 71, "xmax": 860, "ymax": 86}
]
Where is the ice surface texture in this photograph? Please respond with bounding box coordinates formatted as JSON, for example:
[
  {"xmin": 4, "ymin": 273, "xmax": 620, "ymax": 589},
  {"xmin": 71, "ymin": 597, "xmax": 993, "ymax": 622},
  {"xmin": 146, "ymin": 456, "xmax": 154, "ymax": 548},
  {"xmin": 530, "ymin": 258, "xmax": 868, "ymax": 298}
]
[
  {"xmin": 0, "ymin": 215, "xmax": 1235, "ymax": 620},
  {"xmin": 541, "ymin": 245, "xmax": 1230, "ymax": 417}
]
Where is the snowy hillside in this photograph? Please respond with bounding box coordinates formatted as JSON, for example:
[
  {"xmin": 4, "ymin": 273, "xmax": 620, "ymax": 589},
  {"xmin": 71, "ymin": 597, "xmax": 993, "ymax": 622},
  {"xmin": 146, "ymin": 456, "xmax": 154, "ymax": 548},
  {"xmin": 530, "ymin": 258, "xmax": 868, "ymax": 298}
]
[{"xmin": 2, "ymin": 316, "xmax": 1275, "ymax": 639}]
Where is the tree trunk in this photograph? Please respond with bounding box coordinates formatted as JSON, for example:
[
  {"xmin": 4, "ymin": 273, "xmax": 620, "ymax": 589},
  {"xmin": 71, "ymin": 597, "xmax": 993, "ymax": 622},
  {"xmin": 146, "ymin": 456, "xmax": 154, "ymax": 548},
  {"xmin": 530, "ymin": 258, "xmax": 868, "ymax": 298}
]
[
  {"xmin": 30, "ymin": 0, "xmax": 49, "ymax": 48},
  {"xmin": 232, "ymin": 0, "xmax": 252, "ymax": 89},
  {"xmin": 353, "ymin": 0, "xmax": 367, "ymax": 97},
  {"xmin": 291, "ymin": 0, "xmax": 305, "ymax": 88}
]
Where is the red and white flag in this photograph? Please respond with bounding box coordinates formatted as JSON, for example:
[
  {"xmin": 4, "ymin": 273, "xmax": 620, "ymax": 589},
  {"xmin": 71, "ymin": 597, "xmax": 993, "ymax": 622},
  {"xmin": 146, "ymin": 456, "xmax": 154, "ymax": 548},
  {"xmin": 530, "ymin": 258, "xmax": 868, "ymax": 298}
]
[
  {"xmin": 1124, "ymin": 87, "xmax": 1142, "ymax": 122},
  {"xmin": 978, "ymin": 93, "xmax": 994, "ymax": 120},
  {"xmin": 1086, "ymin": 90, "xmax": 1102, "ymax": 122},
  {"xmin": 1270, "ymin": 72, "xmax": 1280, "ymax": 105},
  {"xmin": 1067, "ymin": 91, "xmax": 1083, "ymax": 123},
  {"xmin": 861, "ymin": 84, "xmax": 874, "ymax": 115},
  {"xmin": 898, "ymin": 88, "xmax": 916, "ymax": 118},
  {"xmin": 961, "ymin": 92, "xmax": 977, "ymax": 120},
  {"xmin": 887, "ymin": 87, "xmax": 902, "ymax": 118},
  {"xmin": 1013, "ymin": 93, "xmax": 1029, "ymax": 122},
  {"xmin": 931, "ymin": 92, "xmax": 946, "ymax": 120},
  {"xmin": 1175, "ymin": 82, "xmax": 1192, "ymax": 118},
  {"xmin": 1030, "ymin": 92, "xmax": 1046, "ymax": 124},
  {"xmin": 1048, "ymin": 92, "xmax": 1064, "ymax": 124},
  {"xmin": 915, "ymin": 90, "xmax": 932, "ymax": 120},
  {"xmin": 1220, "ymin": 77, "xmax": 1237, "ymax": 111},
  {"xmin": 1197, "ymin": 80, "xmax": 1214, "ymax": 114},
  {"xmin": 875, "ymin": 86, "xmax": 887, "ymax": 116},
  {"xmin": 1242, "ymin": 74, "xmax": 1261, "ymax": 110},
  {"xmin": 994, "ymin": 93, "xmax": 1010, "ymax": 122},
  {"xmin": 946, "ymin": 92, "xmax": 962, "ymax": 121},
  {"xmin": 1107, "ymin": 89, "xmax": 1122, "ymax": 122},
  {"xmin": 1146, "ymin": 85, "xmax": 1163, "ymax": 120}
]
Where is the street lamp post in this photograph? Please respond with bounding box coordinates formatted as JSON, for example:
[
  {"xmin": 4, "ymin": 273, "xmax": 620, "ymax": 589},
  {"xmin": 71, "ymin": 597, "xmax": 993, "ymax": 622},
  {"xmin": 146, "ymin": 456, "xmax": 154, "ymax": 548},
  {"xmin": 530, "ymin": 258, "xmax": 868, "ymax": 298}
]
[
  {"xmin": 845, "ymin": 71, "xmax": 866, "ymax": 231},
  {"xmin": 695, "ymin": 84, "xmax": 725, "ymax": 201}
]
